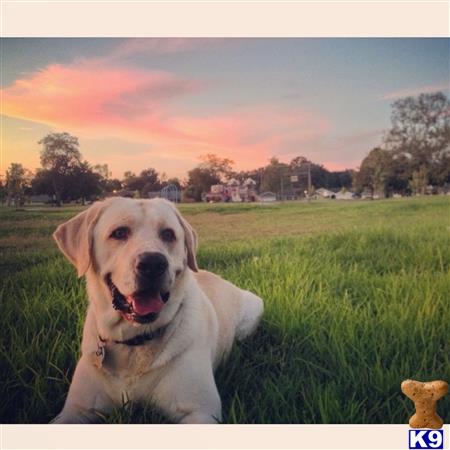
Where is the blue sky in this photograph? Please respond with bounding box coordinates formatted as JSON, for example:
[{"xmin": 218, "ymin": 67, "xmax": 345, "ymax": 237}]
[{"xmin": 2, "ymin": 38, "xmax": 449, "ymax": 178}]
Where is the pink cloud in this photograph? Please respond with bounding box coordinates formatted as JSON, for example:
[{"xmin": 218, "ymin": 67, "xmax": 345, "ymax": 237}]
[
  {"xmin": 169, "ymin": 107, "xmax": 330, "ymax": 167},
  {"xmin": 2, "ymin": 59, "xmax": 330, "ymax": 172},
  {"xmin": 3, "ymin": 61, "xmax": 197, "ymax": 130}
]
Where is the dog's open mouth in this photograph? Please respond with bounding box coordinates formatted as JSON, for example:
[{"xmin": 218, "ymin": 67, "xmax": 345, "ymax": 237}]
[{"xmin": 106, "ymin": 275, "xmax": 170, "ymax": 324}]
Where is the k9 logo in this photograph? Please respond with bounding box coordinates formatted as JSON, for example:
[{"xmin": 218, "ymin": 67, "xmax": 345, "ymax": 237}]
[{"xmin": 409, "ymin": 430, "xmax": 444, "ymax": 449}]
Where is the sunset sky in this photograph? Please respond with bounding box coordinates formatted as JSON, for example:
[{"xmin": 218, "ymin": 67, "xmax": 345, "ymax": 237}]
[{"xmin": 1, "ymin": 38, "xmax": 449, "ymax": 180}]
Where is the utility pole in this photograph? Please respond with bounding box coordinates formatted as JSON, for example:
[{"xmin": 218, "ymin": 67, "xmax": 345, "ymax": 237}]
[{"xmin": 307, "ymin": 163, "xmax": 312, "ymax": 195}]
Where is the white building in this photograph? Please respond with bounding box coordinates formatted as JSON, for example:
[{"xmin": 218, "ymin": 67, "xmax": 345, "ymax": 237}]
[
  {"xmin": 316, "ymin": 188, "xmax": 336, "ymax": 198},
  {"xmin": 335, "ymin": 189, "xmax": 356, "ymax": 200}
]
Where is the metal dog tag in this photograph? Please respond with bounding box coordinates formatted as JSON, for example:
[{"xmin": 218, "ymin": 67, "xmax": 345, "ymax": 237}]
[{"xmin": 94, "ymin": 339, "xmax": 106, "ymax": 368}]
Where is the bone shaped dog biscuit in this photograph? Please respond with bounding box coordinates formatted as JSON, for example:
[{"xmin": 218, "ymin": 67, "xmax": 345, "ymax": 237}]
[{"xmin": 401, "ymin": 379, "xmax": 448, "ymax": 429}]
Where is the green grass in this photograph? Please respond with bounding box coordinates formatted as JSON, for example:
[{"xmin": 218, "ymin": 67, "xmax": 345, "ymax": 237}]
[{"xmin": 1, "ymin": 197, "xmax": 449, "ymax": 423}]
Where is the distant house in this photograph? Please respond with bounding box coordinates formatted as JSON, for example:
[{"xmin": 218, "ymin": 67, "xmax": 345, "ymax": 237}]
[
  {"xmin": 316, "ymin": 188, "xmax": 336, "ymax": 199},
  {"xmin": 206, "ymin": 184, "xmax": 229, "ymax": 203},
  {"xmin": 241, "ymin": 178, "xmax": 258, "ymax": 202},
  {"xmin": 335, "ymin": 189, "xmax": 356, "ymax": 200},
  {"xmin": 227, "ymin": 178, "xmax": 242, "ymax": 202},
  {"xmin": 259, "ymin": 192, "xmax": 277, "ymax": 202},
  {"xmin": 205, "ymin": 178, "xmax": 257, "ymax": 202},
  {"xmin": 361, "ymin": 190, "xmax": 373, "ymax": 200}
]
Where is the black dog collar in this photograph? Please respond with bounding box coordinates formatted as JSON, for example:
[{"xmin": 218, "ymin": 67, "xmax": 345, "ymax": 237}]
[
  {"xmin": 94, "ymin": 303, "xmax": 183, "ymax": 369},
  {"xmin": 93, "ymin": 326, "xmax": 166, "ymax": 369},
  {"xmin": 98, "ymin": 324, "xmax": 167, "ymax": 348}
]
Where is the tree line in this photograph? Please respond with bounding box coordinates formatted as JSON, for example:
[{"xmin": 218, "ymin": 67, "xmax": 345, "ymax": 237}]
[
  {"xmin": 354, "ymin": 92, "xmax": 450, "ymax": 196},
  {"xmin": 0, "ymin": 145, "xmax": 354, "ymax": 206},
  {"xmin": 1, "ymin": 91, "xmax": 449, "ymax": 206}
]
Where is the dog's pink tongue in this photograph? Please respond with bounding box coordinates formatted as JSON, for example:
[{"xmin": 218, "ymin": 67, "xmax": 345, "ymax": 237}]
[{"xmin": 128, "ymin": 293, "xmax": 164, "ymax": 316}]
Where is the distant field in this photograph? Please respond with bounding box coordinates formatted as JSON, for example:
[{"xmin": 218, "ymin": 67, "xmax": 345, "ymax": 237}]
[{"xmin": 1, "ymin": 197, "xmax": 449, "ymax": 423}]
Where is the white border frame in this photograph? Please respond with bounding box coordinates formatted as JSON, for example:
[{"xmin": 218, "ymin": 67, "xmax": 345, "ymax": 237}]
[
  {"xmin": 1, "ymin": 1, "xmax": 449, "ymax": 449},
  {"xmin": 1, "ymin": 1, "xmax": 449, "ymax": 38},
  {"xmin": 2, "ymin": 424, "xmax": 449, "ymax": 449}
]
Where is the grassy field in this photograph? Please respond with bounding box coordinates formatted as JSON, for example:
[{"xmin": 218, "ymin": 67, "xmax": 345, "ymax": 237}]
[{"xmin": 1, "ymin": 196, "xmax": 449, "ymax": 424}]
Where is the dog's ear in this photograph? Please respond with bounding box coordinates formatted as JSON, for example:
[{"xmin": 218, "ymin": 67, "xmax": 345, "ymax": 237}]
[
  {"xmin": 165, "ymin": 201, "xmax": 199, "ymax": 272},
  {"xmin": 178, "ymin": 212, "xmax": 199, "ymax": 272},
  {"xmin": 53, "ymin": 200, "xmax": 107, "ymax": 277}
]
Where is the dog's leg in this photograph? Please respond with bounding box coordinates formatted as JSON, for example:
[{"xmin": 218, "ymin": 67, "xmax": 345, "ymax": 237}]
[
  {"xmin": 152, "ymin": 352, "xmax": 222, "ymax": 424},
  {"xmin": 52, "ymin": 357, "xmax": 114, "ymax": 424},
  {"xmin": 236, "ymin": 290, "xmax": 264, "ymax": 340},
  {"xmin": 178, "ymin": 410, "xmax": 221, "ymax": 424}
]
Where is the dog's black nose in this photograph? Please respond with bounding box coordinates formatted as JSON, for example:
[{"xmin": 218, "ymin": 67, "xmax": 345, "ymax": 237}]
[{"xmin": 136, "ymin": 252, "xmax": 168, "ymax": 279}]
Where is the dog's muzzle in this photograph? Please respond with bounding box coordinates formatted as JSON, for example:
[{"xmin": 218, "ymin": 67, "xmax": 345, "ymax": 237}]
[{"xmin": 106, "ymin": 274, "xmax": 170, "ymax": 324}]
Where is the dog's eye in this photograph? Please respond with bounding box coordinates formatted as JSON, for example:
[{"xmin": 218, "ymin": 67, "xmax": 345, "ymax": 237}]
[
  {"xmin": 110, "ymin": 226, "xmax": 130, "ymax": 240},
  {"xmin": 160, "ymin": 228, "xmax": 176, "ymax": 243}
]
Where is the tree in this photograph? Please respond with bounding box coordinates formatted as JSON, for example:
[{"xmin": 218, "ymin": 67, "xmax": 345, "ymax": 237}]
[
  {"xmin": 199, "ymin": 154, "xmax": 234, "ymax": 181},
  {"xmin": 162, "ymin": 177, "xmax": 182, "ymax": 190},
  {"xmin": 409, "ymin": 166, "xmax": 428, "ymax": 195},
  {"xmin": 38, "ymin": 132, "xmax": 82, "ymax": 205},
  {"xmin": 140, "ymin": 168, "xmax": 161, "ymax": 197},
  {"xmin": 260, "ymin": 157, "xmax": 290, "ymax": 195},
  {"xmin": 102, "ymin": 178, "xmax": 122, "ymax": 194},
  {"xmin": 33, "ymin": 162, "xmax": 102, "ymax": 204},
  {"xmin": 388, "ymin": 153, "xmax": 412, "ymax": 194},
  {"xmin": 36, "ymin": 132, "xmax": 105, "ymax": 203},
  {"xmin": 353, "ymin": 147, "xmax": 393, "ymax": 196},
  {"xmin": 0, "ymin": 176, "xmax": 6, "ymax": 206},
  {"xmin": 70, "ymin": 161, "xmax": 103, "ymax": 204},
  {"xmin": 234, "ymin": 168, "xmax": 264, "ymax": 191},
  {"xmin": 5, "ymin": 163, "xmax": 31, "ymax": 207},
  {"xmin": 353, "ymin": 147, "xmax": 415, "ymax": 197},
  {"xmin": 289, "ymin": 156, "xmax": 353, "ymax": 191},
  {"xmin": 39, "ymin": 132, "xmax": 81, "ymax": 171},
  {"xmin": 185, "ymin": 167, "xmax": 220, "ymax": 201},
  {"xmin": 32, "ymin": 169, "xmax": 55, "ymax": 199},
  {"xmin": 353, "ymin": 92, "xmax": 450, "ymax": 196},
  {"xmin": 430, "ymin": 152, "xmax": 450, "ymax": 186},
  {"xmin": 184, "ymin": 154, "xmax": 234, "ymax": 201},
  {"xmin": 325, "ymin": 170, "xmax": 354, "ymax": 190},
  {"xmin": 384, "ymin": 92, "xmax": 450, "ymax": 177},
  {"xmin": 93, "ymin": 163, "xmax": 111, "ymax": 180},
  {"xmin": 290, "ymin": 156, "xmax": 323, "ymax": 193},
  {"xmin": 123, "ymin": 170, "xmax": 139, "ymax": 192},
  {"xmin": 123, "ymin": 168, "xmax": 161, "ymax": 197}
]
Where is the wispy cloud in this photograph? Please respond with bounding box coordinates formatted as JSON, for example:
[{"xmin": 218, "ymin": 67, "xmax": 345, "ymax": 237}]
[
  {"xmin": 2, "ymin": 61, "xmax": 199, "ymax": 135},
  {"xmin": 105, "ymin": 38, "xmax": 228, "ymax": 62},
  {"xmin": 2, "ymin": 56, "xmax": 330, "ymax": 171},
  {"xmin": 380, "ymin": 82, "xmax": 449, "ymax": 101}
]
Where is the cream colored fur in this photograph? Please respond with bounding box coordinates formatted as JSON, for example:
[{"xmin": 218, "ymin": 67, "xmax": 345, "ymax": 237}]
[{"xmin": 52, "ymin": 197, "xmax": 263, "ymax": 424}]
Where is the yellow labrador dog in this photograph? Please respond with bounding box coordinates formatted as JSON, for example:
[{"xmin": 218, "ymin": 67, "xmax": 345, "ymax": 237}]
[{"xmin": 52, "ymin": 197, "xmax": 263, "ymax": 424}]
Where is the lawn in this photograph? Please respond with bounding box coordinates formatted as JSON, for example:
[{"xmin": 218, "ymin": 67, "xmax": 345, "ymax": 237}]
[{"xmin": 1, "ymin": 196, "xmax": 449, "ymax": 424}]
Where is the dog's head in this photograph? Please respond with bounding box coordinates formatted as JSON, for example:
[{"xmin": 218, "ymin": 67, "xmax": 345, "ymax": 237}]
[{"xmin": 53, "ymin": 197, "xmax": 198, "ymax": 325}]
